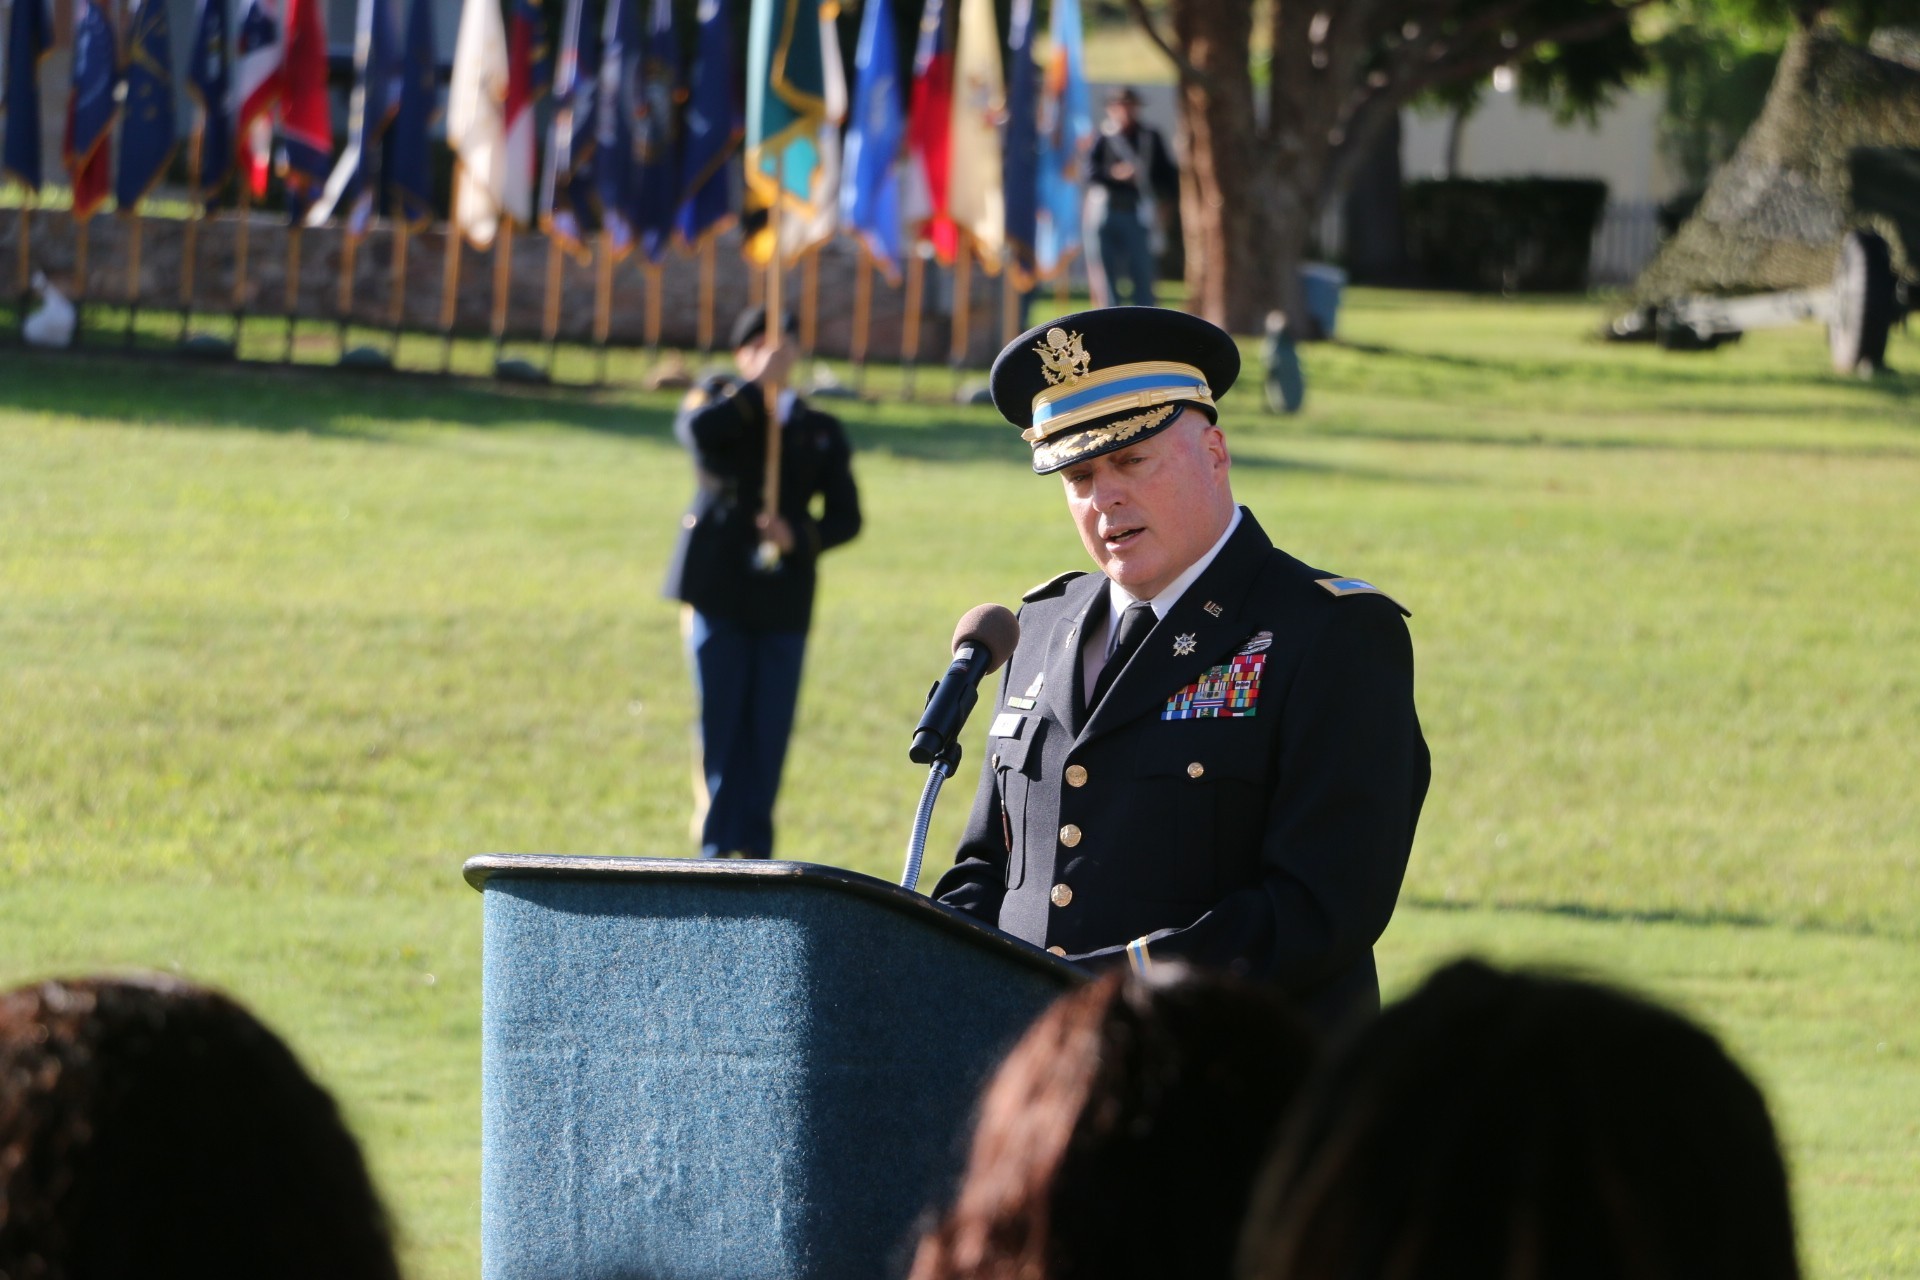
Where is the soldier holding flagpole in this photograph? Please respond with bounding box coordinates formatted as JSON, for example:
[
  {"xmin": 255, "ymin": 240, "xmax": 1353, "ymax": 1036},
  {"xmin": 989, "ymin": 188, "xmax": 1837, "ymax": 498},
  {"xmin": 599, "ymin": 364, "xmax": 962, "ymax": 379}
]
[{"xmin": 660, "ymin": 0, "xmax": 862, "ymax": 863}]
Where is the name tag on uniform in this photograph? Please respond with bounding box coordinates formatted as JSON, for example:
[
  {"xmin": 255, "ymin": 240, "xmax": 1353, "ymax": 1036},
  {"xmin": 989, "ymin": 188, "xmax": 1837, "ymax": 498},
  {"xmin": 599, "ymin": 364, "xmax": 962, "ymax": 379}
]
[
  {"xmin": 1006, "ymin": 670, "xmax": 1044, "ymax": 710},
  {"xmin": 990, "ymin": 712, "xmax": 1027, "ymax": 739}
]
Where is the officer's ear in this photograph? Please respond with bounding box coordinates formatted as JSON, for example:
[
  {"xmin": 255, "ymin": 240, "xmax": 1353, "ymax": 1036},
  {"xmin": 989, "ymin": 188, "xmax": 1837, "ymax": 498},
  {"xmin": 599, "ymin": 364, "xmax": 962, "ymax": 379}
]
[{"xmin": 1204, "ymin": 423, "xmax": 1230, "ymax": 470}]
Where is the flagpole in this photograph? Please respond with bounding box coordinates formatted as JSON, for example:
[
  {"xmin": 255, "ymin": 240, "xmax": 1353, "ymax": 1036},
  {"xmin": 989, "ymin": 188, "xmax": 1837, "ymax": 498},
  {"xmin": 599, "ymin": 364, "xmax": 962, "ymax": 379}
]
[
  {"xmin": 542, "ymin": 232, "xmax": 563, "ymax": 374},
  {"xmin": 999, "ymin": 247, "xmax": 1018, "ymax": 346},
  {"xmin": 284, "ymin": 227, "xmax": 303, "ymax": 361},
  {"xmin": 851, "ymin": 241, "xmax": 872, "ymax": 395},
  {"xmin": 491, "ymin": 218, "xmax": 514, "ymax": 362},
  {"xmin": 697, "ymin": 233, "xmax": 716, "ymax": 354},
  {"xmin": 75, "ymin": 219, "xmax": 91, "ymax": 308},
  {"xmin": 799, "ymin": 244, "xmax": 818, "ymax": 357},
  {"xmin": 440, "ymin": 187, "xmax": 463, "ymax": 373},
  {"xmin": 338, "ymin": 229, "xmax": 359, "ymax": 355},
  {"xmin": 593, "ymin": 228, "xmax": 613, "ymax": 385},
  {"xmin": 903, "ymin": 244, "xmax": 926, "ymax": 400},
  {"xmin": 756, "ymin": 197, "xmax": 786, "ymax": 573},
  {"xmin": 950, "ymin": 234, "xmax": 973, "ymax": 386},
  {"xmin": 15, "ymin": 201, "xmax": 30, "ymax": 297},
  {"xmin": 232, "ymin": 182, "xmax": 252, "ymax": 345},
  {"xmin": 388, "ymin": 217, "xmax": 410, "ymax": 356},
  {"xmin": 644, "ymin": 261, "xmax": 662, "ymax": 356},
  {"xmin": 123, "ymin": 212, "xmax": 144, "ymax": 348},
  {"xmin": 180, "ymin": 142, "xmax": 202, "ymax": 341}
]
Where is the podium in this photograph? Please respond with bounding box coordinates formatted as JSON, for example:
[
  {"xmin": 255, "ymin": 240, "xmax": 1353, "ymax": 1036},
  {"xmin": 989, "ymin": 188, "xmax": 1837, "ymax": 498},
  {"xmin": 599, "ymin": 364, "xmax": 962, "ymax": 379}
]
[{"xmin": 465, "ymin": 854, "xmax": 1081, "ymax": 1280}]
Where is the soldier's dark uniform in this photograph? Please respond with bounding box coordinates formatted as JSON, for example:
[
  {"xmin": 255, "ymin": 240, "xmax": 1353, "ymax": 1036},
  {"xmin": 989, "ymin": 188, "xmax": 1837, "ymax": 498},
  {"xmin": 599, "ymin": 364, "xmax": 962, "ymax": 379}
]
[
  {"xmin": 933, "ymin": 308, "xmax": 1428, "ymax": 1029},
  {"xmin": 663, "ymin": 310, "xmax": 862, "ymax": 859}
]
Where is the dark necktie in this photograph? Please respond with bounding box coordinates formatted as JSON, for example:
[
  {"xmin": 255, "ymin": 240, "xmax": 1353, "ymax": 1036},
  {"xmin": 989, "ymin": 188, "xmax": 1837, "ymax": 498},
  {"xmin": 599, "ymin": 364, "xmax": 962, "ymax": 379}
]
[{"xmin": 1091, "ymin": 602, "xmax": 1156, "ymax": 710}]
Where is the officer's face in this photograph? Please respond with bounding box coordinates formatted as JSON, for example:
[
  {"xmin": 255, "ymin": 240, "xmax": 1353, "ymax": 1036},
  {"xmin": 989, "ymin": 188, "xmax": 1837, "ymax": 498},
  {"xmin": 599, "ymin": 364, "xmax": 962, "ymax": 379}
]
[{"xmin": 1059, "ymin": 412, "xmax": 1234, "ymax": 600}]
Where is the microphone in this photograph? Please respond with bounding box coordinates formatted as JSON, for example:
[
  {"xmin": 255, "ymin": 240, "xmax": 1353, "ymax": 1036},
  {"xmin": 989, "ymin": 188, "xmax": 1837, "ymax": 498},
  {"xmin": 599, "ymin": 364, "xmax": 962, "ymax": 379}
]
[{"xmin": 909, "ymin": 604, "xmax": 1021, "ymax": 765}]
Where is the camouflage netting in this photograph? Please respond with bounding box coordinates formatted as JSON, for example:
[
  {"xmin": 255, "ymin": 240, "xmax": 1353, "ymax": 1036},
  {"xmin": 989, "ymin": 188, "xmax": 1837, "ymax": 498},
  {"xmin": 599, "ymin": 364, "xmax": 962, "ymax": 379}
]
[{"xmin": 1630, "ymin": 29, "xmax": 1920, "ymax": 304}]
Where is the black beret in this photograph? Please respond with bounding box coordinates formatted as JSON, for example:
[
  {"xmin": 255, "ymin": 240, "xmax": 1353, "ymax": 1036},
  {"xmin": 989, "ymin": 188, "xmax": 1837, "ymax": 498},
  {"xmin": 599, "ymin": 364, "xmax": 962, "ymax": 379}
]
[
  {"xmin": 989, "ymin": 306, "xmax": 1241, "ymax": 474},
  {"xmin": 729, "ymin": 306, "xmax": 798, "ymax": 350}
]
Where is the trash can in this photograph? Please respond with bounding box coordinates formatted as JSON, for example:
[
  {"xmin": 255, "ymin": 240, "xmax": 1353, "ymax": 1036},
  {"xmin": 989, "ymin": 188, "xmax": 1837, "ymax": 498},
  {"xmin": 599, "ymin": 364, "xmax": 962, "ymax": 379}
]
[{"xmin": 1298, "ymin": 262, "xmax": 1348, "ymax": 339}]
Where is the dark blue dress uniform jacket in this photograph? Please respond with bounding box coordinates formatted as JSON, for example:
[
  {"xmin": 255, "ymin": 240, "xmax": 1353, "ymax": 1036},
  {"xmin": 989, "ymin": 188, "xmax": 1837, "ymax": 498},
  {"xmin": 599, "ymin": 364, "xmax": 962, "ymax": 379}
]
[
  {"xmin": 661, "ymin": 378, "xmax": 862, "ymax": 632},
  {"xmin": 933, "ymin": 511, "xmax": 1430, "ymax": 1028}
]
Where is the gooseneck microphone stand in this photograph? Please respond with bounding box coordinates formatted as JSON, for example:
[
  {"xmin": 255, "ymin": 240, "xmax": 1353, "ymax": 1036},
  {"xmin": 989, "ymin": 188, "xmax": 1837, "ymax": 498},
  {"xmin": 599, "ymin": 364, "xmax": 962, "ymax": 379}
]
[{"xmin": 901, "ymin": 740, "xmax": 963, "ymax": 891}]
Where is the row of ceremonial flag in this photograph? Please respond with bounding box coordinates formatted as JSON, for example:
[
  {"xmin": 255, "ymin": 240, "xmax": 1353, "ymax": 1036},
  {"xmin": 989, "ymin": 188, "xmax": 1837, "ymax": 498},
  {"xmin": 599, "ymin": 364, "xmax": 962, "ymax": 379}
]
[{"xmin": 2, "ymin": 0, "xmax": 1098, "ymax": 285}]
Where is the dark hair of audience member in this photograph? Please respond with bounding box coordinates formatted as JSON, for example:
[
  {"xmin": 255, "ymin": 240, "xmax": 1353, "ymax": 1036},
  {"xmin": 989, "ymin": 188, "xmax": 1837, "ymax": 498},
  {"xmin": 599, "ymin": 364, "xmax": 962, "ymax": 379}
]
[
  {"xmin": 1239, "ymin": 958, "xmax": 1801, "ymax": 1280},
  {"xmin": 909, "ymin": 964, "xmax": 1316, "ymax": 1280},
  {"xmin": 0, "ymin": 974, "xmax": 402, "ymax": 1280}
]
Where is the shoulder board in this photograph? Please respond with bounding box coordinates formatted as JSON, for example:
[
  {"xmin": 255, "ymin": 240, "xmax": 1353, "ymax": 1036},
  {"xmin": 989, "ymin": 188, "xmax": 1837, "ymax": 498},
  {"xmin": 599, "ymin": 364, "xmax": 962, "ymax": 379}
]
[
  {"xmin": 1023, "ymin": 570, "xmax": 1088, "ymax": 602},
  {"xmin": 1315, "ymin": 577, "xmax": 1411, "ymax": 617}
]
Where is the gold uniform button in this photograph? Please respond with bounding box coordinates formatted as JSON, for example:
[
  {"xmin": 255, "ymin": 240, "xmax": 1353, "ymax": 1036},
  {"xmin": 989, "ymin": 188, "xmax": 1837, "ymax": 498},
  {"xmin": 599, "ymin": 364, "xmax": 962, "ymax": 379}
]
[
  {"xmin": 1065, "ymin": 764, "xmax": 1088, "ymax": 788},
  {"xmin": 1059, "ymin": 824, "xmax": 1082, "ymax": 848},
  {"xmin": 1047, "ymin": 945, "xmax": 1066, "ymax": 957},
  {"xmin": 1187, "ymin": 761, "xmax": 1205, "ymax": 779},
  {"xmin": 1050, "ymin": 883, "xmax": 1074, "ymax": 907}
]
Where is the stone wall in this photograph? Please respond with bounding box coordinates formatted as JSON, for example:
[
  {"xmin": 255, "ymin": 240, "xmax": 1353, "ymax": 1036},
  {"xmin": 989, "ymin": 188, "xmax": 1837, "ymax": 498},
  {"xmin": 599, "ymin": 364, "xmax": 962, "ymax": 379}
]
[{"xmin": 1, "ymin": 206, "xmax": 1020, "ymax": 366}]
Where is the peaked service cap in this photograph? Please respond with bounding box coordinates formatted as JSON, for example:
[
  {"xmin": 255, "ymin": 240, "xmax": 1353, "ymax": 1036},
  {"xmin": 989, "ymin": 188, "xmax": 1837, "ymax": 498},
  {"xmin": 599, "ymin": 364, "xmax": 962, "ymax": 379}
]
[{"xmin": 989, "ymin": 306, "xmax": 1241, "ymax": 475}]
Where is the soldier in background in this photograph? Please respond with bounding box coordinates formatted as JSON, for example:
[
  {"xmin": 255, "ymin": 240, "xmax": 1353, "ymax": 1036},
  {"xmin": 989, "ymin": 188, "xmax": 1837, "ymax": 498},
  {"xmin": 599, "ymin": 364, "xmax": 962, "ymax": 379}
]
[
  {"xmin": 663, "ymin": 308, "xmax": 863, "ymax": 860},
  {"xmin": 1085, "ymin": 87, "xmax": 1179, "ymax": 308}
]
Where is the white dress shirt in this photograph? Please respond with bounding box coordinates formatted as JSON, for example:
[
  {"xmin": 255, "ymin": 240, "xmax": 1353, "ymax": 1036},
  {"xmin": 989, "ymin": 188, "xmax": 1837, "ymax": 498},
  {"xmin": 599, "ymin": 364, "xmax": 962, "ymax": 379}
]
[{"xmin": 1081, "ymin": 506, "xmax": 1244, "ymax": 704}]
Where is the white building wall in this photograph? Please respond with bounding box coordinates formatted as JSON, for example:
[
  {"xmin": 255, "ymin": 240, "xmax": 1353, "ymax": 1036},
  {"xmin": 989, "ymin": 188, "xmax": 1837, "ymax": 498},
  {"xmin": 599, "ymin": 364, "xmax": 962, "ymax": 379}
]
[{"xmin": 1400, "ymin": 85, "xmax": 1684, "ymax": 285}]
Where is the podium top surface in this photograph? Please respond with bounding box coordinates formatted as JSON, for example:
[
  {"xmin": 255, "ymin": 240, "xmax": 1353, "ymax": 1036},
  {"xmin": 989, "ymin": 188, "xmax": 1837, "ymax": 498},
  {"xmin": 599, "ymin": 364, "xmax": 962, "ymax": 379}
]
[{"xmin": 464, "ymin": 853, "xmax": 1084, "ymax": 982}]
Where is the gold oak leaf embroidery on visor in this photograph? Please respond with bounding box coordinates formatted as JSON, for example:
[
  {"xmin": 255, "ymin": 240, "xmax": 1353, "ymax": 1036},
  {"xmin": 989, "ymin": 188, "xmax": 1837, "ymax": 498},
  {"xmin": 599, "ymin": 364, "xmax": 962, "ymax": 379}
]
[{"xmin": 1031, "ymin": 404, "xmax": 1179, "ymax": 471}]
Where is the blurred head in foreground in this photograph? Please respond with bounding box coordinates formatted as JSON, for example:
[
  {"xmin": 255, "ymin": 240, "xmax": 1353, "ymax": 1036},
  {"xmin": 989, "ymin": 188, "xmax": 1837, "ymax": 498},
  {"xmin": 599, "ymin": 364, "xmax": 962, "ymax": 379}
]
[
  {"xmin": 1239, "ymin": 958, "xmax": 1800, "ymax": 1280},
  {"xmin": 0, "ymin": 974, "xmax": 401, "ymax": 1280},
  {"xmin": 910, "ymin": 964, "xmax": 1315, "ymax": 1280}
]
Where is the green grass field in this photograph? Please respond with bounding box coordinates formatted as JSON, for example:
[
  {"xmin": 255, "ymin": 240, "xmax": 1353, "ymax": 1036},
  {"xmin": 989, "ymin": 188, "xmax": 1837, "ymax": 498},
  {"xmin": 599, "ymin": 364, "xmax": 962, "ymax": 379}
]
[{"xmin": 2, "ymin": 291, "xmax": 1916, "ymax": 1277}]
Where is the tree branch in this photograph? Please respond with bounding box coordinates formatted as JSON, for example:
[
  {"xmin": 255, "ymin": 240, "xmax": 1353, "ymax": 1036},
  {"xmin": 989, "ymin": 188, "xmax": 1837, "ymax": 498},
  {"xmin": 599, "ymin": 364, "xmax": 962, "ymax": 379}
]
[
  {"xmin": 1337, "ymin": 0, "xmax": 1655, "ymax": 141},
  {"xmin": 1122, "ymin": 0, "xmax": 1203, "ymax": 84}
]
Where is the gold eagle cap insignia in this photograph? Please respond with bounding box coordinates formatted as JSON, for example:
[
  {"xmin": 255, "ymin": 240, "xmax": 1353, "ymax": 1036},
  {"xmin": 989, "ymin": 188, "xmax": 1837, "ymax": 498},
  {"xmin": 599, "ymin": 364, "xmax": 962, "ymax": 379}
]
[{"xmin": 1034, "ymin": 327, "xmax": 1093, "ymax": 387}]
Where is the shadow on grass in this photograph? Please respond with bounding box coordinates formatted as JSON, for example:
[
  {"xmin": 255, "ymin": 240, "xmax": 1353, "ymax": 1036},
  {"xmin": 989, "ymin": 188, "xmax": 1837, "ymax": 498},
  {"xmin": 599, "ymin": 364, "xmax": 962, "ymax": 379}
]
[
  {"xmin": 2, "ymin": 344, "xmax": 1449, "ymax": 486},
  {"xmin": 0, "ymin": 345, "xmax": 679, "ymax": 443},
  {"xmin": 1403, "ymin": 892, "xmax": 1903, "ymax": 940},
  {"xmin": 1331, "ymin": 337, "xmax": 1920, "ymax": 402}
]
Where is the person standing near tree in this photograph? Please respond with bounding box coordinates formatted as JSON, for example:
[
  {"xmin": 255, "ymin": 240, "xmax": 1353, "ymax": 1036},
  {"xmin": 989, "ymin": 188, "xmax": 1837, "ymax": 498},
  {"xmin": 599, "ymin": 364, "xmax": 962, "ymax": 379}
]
[
  {"xmin": 663, "ymin": 307, "xmax": 863, "ymax": 860},
  {"xmin": 1085, "ymin": 88, "xmax": 1179, "ymax": 308}
]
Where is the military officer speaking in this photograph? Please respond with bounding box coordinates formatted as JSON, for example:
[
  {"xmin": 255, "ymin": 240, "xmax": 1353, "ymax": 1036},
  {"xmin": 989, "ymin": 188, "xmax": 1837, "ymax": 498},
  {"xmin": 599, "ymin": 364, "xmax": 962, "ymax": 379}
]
[{"xmin": 933, "ymin": 307, "xmax": 1430, "ymax": 1028}]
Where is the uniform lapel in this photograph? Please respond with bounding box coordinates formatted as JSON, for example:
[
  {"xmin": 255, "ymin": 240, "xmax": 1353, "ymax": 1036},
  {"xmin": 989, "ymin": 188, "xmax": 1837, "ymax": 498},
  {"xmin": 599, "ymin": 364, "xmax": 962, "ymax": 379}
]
[
  {"xmin": 1042, "ymin": 573, "xmax": 1106, "ymax": 740},
  {"xmin": 1078, "ymin": 513, "xmax": 1275, "ymax": 745}
]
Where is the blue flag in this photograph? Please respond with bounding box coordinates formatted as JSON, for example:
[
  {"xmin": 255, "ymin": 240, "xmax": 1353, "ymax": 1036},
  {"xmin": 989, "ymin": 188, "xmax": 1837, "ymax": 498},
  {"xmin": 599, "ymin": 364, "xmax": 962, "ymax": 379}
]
[
  {"xmin": 675, "ymin": 0, "xmax": 738, "ymax": 246},
  {"xmin": 307, "ymin": 0, "xmax": 403, "ymax": 233},
  {"xmin": 1036, "ymin": 0, "xmax": 1091, "ymax": 278},
  {"xmin": 3, "ymin": 0, "xmax": 53, "ymax": 190},
  {"xmin": 386, "ymin": 0, "xmax": 437, "ymax": 225},
  {"xmin": 631, "ymin": 0, "xmax": 680, "ymax": 261},
  {"xmin": 595, "ymin": 0, "xmax": 639, "ymax": 255},
  {"xmin": 1003, "ymin": 0, "xmax": 1038, "ymax": 288},
  {"xmin": 840, "ymin": 0, "xmax": 903, "ymax": 279},
  {"xmin": 64, "ymin": 0, "xmax": 119, "ymax": 221},
  {"xmin": 540, "ymin": 0, "xmax": 601, "ymax": 257},
  {"xmin": 185, "ymin": 0, "xmax": 232, "ymax": 202},
  {"xmin": 116, "ymin": 0, "xmax": 179, "ymax": 210}
]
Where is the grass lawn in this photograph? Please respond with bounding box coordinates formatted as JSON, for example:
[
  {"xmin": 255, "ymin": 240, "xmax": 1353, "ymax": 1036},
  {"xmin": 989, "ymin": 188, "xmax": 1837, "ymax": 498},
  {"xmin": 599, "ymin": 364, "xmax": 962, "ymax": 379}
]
[{"xmin": 2, "ymin": 290, "xmax": 1916, "ymax": 1277}]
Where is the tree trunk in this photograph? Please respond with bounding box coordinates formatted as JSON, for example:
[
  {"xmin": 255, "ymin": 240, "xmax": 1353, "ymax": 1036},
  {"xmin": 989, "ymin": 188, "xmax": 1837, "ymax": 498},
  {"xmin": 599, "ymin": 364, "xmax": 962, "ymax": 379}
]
[
  {"xmin": 1167, "ymin": 0, "xmax": 1314, "ymax": 334},
  {"xmin": 1445, "ymin": 103, "xmax": 1468, "ymax": 178},
  {"xmin": 1343, "ymin": 112, "xmax": 1407, "ymax": 286}
]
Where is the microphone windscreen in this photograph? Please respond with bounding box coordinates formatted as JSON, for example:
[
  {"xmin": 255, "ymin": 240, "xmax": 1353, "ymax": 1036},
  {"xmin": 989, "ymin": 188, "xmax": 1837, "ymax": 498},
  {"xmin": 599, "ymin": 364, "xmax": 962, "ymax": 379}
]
[{"xmin": 952, "ymin": 604, "xmax": 1021, "ymax": 674}]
